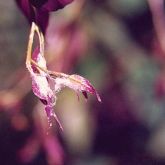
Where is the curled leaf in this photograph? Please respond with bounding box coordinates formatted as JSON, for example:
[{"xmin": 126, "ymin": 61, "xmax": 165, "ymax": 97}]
[
  {"xmin": 27, "ymin": 48, "xmax": 54, "ymax": 105},
  {"xmin": 26, "ymin": 22, "xmax": 101, "ymax": 129},
  {"xmin": 26, "ymin": 48, "xmax": 62, "ymax": 128},
  {"xmin": 54, "ymin": 74, "xmax": 101, "ymax": 102}
]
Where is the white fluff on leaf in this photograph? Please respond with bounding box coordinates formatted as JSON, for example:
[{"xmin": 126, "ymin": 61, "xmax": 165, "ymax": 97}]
[{"xmin": 27, "ymin": 47, "xmax": 101, "ymax": 129}]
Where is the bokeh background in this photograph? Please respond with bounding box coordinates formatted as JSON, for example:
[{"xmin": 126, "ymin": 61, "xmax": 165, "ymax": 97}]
[{"xmin": 0, "ymin": 0, "xmax": 165, "ymax": 164}]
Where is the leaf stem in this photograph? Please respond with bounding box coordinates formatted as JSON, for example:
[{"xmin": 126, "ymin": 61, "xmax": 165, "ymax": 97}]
[{"xmin": 26, "ymin": 22, "xmax": 45, "ymax": 67}]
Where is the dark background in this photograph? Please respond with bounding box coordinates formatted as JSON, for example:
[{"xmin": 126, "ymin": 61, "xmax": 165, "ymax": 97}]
[{"xmin": 0, "ymin": 0, "xmax": 165, "ymax": 164}]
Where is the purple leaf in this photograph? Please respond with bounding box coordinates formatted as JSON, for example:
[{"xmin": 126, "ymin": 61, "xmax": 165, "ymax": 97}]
[
  {"xmin": 45, "ymin": 106, "xmax": 63, "ymax": 129},
  {"xmin": 15, "ymin": 0, "xmax": 35, "ymax": 23},
  {"xmin": 82, "ymin": 91, "xmax": 88, "ymax": 100},
  {"xmin": 54, "ymin": 74, "xmax": 102, "ymax": 102},
  {"xmin": 15, "ymin": 0, "xmax": 74, "ymax": 33},
  {"xmin": 26, "ymin": 48, "xmax": 59, "ymax": 127},
  {"xmin": 41, "ymin": 0, "xmax": 74, "ymax": 11},
  {"xmin": 26, "ymin": 48, "xmax": 101, "ymax": 128},
  {"xmin": 29, "ymin": 0, "xmax": 48, "ymax": 8}
]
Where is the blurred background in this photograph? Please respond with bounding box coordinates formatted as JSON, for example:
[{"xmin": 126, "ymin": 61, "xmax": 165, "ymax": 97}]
[{"xmin": 0, "ymin": 0, "xmax": 165, "ymax": 164}]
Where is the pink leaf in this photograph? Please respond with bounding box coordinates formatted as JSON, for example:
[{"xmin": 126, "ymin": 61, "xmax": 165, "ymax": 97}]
[
  {"xmin": 26, "ymin": 48, "xmax": 101, "ymax": 129},
  {"xmin": 26, "ymin": 48, "xmax": 60, "ymax": 127},
  {"xmin": 54, "ymin": 74, "xmax": 101, "ymax": 102}
]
